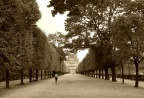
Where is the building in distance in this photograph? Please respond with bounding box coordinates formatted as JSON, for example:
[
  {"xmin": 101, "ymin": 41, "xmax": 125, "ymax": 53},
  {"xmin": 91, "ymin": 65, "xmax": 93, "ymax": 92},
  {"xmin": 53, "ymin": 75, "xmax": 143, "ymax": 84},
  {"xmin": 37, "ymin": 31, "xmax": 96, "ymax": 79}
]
[{"xmin": 64, "ymin": 53, "xmax": 79, "ymax": 74}]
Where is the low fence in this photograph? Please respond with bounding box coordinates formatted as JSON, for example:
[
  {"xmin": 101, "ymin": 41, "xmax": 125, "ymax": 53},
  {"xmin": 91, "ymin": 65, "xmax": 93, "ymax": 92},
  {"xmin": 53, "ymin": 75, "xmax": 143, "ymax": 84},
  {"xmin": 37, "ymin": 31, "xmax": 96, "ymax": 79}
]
[
  {"xmin": 117, "ymin": 75, "xmax": 144, "ymax": 81},
  {"xmin": 79, "ymin": 72, "xmax": 144, "ymax": 81}
]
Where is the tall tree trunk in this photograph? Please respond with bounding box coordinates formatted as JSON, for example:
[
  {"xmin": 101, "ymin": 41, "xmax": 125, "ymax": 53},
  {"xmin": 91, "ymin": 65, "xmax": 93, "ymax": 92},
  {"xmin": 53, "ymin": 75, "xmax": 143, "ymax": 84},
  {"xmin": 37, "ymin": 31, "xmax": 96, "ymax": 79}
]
[
  {"xmin": 36, "ymin": 69, "xmax": 38, "ymax": 81},
  {"xmin": 20, "ymin": 69, "xmax": 24, "ymax": 85},
  {"xmin": 111, "ymin": 63, "xmax": 116, "ymax": 82},
  {"xmin": 50, "ymin": 71, "xmax": 52, "ymax": 78},
  {"xmin": 29, "ymin": 69, "xmax": 32, "ymax": 83},
  {"xmin": 134, "ymin": 62, "xmax": 139, "ymax": 87},
  {"xmin": 102, "ymin": 68, "xmax": 104, "ymax": 79},
  {"xmin": 128, "ymin": 65, "xmax": 131, "ymax": 75},
  {"xmin": 47, "ymin": 71, "xmax": 49, "ymax": 78},
  {"xmin": 41, "ymin": 70, "xmax": 42, "ymax": 80},
  {"xmin": 48, "ymin": 71, "xmax": 50, "ymax": 78},
  {"xmin": 44, "ymin": 70, "xmax": 46, "ymax": 79},
  {"xmin": 133, "ymin": 56, "xmax": 139, "ymax": 87},
  {"xmin": 121, "ymin": 64, "xmax": 124, "ymax": 84},
  {"xmin": 6, "ymin": 70, "xmax": 9, "ymax": 88},
  {"xmin": 99, "ymin": 69, "xmax": 101, "ymax": 78},
  {"xmin": 49, "ymin": 71, "xmax": 50, "ymax": 78},
  {"xmin": 94, "ymin": 71, "xmax": 96, "ymax": 77},
  {"xmin": 96, "ymin": 70, "xmax": 98, "ymax": 78},
  {"xmin": 105, "ymin": 65, "xmax": 109, "ymax": 80}
]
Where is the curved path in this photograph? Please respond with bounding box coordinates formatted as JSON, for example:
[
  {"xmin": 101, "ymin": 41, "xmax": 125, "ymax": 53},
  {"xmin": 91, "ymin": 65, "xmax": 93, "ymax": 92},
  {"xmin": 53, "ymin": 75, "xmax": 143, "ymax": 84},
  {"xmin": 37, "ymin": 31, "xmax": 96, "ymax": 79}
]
[{"xmin": 0, "ymin": 74, "xmax": 144, "ymax": 98}]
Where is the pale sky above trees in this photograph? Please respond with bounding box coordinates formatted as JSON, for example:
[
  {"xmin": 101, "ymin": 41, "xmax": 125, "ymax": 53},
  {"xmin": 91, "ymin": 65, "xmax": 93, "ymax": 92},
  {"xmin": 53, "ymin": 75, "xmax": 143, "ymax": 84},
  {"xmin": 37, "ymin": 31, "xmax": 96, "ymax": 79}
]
[{"xmin": 36, "ymin": 0, "xmax": 68, "ymax": 35}]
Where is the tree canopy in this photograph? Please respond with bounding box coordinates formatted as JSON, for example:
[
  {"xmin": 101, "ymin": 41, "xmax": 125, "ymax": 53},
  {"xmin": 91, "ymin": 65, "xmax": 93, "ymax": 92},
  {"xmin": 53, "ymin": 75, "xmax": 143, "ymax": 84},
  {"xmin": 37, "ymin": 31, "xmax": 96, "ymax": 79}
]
[{"xmin": 48, "ymin": 0, "xmax": 144, "ymax": 86}]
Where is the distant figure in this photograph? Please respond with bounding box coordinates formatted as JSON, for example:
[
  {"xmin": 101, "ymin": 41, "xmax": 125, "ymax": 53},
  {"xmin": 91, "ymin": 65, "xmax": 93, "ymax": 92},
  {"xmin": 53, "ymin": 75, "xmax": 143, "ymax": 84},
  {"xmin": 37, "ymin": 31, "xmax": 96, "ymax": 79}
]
[{"xmin": 54, "ymin": 73, "xmax": 58, "ymax": 84}]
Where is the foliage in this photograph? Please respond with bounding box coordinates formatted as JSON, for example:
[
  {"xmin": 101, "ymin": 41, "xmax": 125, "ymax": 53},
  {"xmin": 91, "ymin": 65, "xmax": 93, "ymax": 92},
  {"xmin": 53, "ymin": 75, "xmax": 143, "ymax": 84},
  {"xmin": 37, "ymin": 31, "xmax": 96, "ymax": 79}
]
[
  {"xmin": 112, "ymin": 14, "xmax": 144, "ymax": 61},
  {"xmin": 48, "ymin": 32, "xmax": 66, "ymax": 60},
  {"xmin": 111, "ymin": 1, "xmax": 144, "ymax": 86},
  {"xmin": 78, "ymin": 47, "xmax": 102, "ymax": 72},
  {"xmin": 0, "ymin": 0, "xmax": 68, "ymax": 84},
  {"xmin": 49, "ymin": 44, "xmax": 61, "ymax": 72},
  {"xmin": 32, "ymin": 27, "xmax": 49, "ymax": 69},
  {"xmin": 0, "ymin": 0, "xmax": 41, "ymax": 75},
  {"xmin": 48, "ymin": 0, "xmax": 120, "ymax": 71},
  {"xmin": 48, "ymin": 0, "xmax": 144, "ymax": 85}
]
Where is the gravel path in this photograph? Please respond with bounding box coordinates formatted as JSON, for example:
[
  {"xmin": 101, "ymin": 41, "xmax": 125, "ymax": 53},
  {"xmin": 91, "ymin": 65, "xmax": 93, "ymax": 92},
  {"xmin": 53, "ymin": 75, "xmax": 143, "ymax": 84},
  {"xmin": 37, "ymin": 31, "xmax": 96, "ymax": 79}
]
[{"xmin": 0, "ymin": 74, "xmax": 144, "ymax": 98}]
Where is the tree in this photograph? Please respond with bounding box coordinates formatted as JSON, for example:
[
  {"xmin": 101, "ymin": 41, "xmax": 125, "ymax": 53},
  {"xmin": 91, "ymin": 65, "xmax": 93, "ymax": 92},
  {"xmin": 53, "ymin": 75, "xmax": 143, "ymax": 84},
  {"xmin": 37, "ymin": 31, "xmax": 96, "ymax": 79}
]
[
  {"xmin": 111, "ymin": 47, "xmax": 130, "ymax": 84},
  {"xmin": 48, "ymin": 44, "xmax": 61, "ymax": 74},
  {"xmin": 48, "ymin": 32, "xmax": 67, "ymax": 74},
  {"xmin": 32, "ymin": 27, "xmax": 48, "ymax": 80},
  {"xmin": 0, "ymin": 0, "xmax": 41, "ymax": 87},
  {"xmin": 48, "ymin": 32, "xmax": 66, "ymax": 60},
  {"xmin": 49, "ymin": 0, "xmax": 130, "ymax": 81},
  {"xmin": 111, "ymin": 12, "xmax": 144, "ymax": 87}
]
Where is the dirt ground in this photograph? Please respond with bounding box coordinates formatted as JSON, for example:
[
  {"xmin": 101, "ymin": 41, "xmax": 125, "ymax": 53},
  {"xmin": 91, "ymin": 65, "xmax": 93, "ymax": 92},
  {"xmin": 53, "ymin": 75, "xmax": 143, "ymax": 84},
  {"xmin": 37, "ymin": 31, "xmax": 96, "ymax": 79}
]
[{"xmin": 0, "ymin": 74, "xmax": 144, "ymax": 98}]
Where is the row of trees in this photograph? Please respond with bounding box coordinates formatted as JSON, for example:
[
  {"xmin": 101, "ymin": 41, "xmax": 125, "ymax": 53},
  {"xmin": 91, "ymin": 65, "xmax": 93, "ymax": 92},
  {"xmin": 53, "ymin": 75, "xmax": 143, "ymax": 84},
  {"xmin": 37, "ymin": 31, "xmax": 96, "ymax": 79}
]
[
  {"xmin": 0, "ymin": 0, "xmax": 67, "ymax": 88},
  {"xmin": 48, "ymin": 0, "xmax": 144, "ymax": 87},
  {"xmin": 76, "ymin": 47, "xmax": 144, "ymax": 81},
  {"xmin": 76, "ymin": 47, "xmax": 109, "ymax": 80}
]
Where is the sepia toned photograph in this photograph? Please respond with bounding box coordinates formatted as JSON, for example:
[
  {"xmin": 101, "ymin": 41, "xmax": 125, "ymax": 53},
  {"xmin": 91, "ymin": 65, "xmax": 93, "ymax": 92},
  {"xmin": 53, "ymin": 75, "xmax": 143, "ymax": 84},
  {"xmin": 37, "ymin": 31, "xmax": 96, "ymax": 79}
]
[{"xmin": 1, "ymin": 0, "xmax": 144, "ymax": 98}]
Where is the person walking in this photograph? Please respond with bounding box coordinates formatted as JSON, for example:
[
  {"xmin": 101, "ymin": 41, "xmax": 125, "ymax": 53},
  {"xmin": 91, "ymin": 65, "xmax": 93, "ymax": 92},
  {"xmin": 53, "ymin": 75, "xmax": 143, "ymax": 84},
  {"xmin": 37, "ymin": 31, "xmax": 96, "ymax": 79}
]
[{"xmin": 54, "ymin": 73, "xmax": 58, "ymax": 84}]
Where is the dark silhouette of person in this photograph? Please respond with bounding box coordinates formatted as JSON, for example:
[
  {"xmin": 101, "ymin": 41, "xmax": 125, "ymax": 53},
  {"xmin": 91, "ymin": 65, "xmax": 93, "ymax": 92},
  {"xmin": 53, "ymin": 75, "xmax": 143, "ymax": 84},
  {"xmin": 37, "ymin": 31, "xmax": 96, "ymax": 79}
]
[{"xmin": 54, "ymin": 73, "xmax": 58, "ymax": 84}]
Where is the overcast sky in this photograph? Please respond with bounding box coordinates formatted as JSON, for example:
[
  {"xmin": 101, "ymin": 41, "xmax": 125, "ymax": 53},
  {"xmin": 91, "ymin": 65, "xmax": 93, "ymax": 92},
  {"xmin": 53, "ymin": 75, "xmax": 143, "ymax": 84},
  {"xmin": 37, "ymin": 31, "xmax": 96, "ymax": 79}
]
[
  {"xmin": 36, "ymin": 0, "xmax": 88, "ymax": 62},
  {"xmin": 36, "ymin": 0, "xmax": 68, "ymax": 35}
]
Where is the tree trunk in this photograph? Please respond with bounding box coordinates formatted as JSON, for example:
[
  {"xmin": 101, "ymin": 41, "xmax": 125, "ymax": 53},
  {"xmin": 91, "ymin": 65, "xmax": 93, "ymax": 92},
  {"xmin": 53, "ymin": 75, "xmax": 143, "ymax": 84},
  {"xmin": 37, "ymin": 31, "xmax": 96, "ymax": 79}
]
[
  {"xmin": 6, "ymin": 70, "xmax": 9, "ymax": 88},
  {"xmin": 20, "ymin": 69, "xmax": 24, "ymax": 85},
  {"xmin": 51, "ymin": 71, "xmax": 52, "ymax": 78},
  {"xmin": 47, "ymin": 71, "xmax": 49, "ymax": 78},
  {"xmin": 44, "ymin": 70, "xmax": 46, "ymax": 79},
  {"xmin": 41, "ymin": 70, "xmax": 42, "ymax": 80},
  {"xmin": 36, "ymin": 69, "xmax": 38, "ymax": 81},
  {"xmin": 111, "ymin": 63, "xmax": 116, "ymax": 82},
  {"xmin": 121, "ymin": 64, "xmax": 124, "ymax": 84},
  {"xmin": 134, "ymin": 62, "xmax": 139, "ymax": 87},
  {"xmin": 29, "ymin": 69, "xmax": 32, "ymax": 83},
  {"xmin": 96, "ymin": 70, "xmax": 98, "ymax": 78},
  {"xmin": 105, "ymin": 65, "xmax": 109, "ymax": 80},
  {"xmin": 48, "ymin": 71, "xmax": 50, "ymax": 78},
  {"xmin": 49, "ymin": 71, "xmax": 51, "ymax": 78},
  {"xmin": 128, "ymin": 65, "xmax": 131, "ymax": 75},
  {"xmin": 102, "ymin": 68, "xmax": 104, "ymax": 79},
  {"xmin": 99, "ymin": 69, "xmax": 101, "ymax": 78}
]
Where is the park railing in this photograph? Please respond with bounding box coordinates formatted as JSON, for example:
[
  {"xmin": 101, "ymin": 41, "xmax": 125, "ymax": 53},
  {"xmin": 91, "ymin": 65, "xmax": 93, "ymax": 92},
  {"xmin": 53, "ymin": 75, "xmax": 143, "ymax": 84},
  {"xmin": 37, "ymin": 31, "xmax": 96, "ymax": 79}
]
[{"xmin": 116, "ymin": 74, "xmax": 144, "ymax": 81}]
